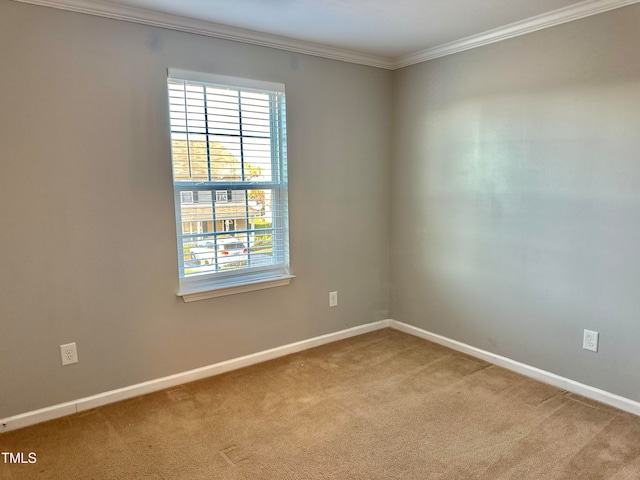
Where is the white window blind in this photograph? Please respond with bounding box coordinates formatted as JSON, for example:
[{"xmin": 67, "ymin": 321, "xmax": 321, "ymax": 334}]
[{"xmin": 167, "ymin": 69, "xmax": 291, "ymax": 298}]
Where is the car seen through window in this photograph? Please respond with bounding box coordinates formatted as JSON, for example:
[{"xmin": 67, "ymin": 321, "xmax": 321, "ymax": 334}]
[{"xmin": 189, "ymin": 237, "xmax": 248, "ymax": 267}]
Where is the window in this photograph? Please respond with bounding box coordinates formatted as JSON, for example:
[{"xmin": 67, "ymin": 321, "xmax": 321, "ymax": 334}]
[
  {"xmin": 215, "ymin": 190, "xmax": 231, "ymax": 202},
  {"xmin": 167, "ymin": 69, "xmax": 292, "ymax": 301},
  {"xmin": 180, "ymin": 191, "xmax": 194, "ymax": 204}
]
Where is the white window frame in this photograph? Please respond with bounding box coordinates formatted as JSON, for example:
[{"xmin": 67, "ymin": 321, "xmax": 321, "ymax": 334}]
[
  {"xmin": 215, "ymin": 190, "xmax": 230, "ymax": 202},
  {"xmin": 167, "ymin": 69, "xmax": 293, "ymax": 302},
  {"xmin": 180, "ymin": 191, "xmax": 194, "ymax": 204}
]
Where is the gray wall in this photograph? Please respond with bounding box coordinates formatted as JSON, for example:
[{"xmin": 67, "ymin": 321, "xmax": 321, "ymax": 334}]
[
  {"xmin": 391, "ymin": 5, "xmax": 640, "ymax": 401},
  {"xmin": 0, "ymin": 0, "xmax": 391, "ymax": 418},
  {"xmin": 3, "ymin": 0, "xmax": 640, "ymax": 420}
]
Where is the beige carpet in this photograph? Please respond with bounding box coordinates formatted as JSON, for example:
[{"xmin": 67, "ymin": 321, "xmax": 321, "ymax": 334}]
[{"xmin": 2, "ymin": 328, "xmax": 640, "ymax": 479}]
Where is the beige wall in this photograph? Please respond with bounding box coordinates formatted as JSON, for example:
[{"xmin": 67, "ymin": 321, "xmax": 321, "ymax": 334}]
[
  {"xmin": 391, "ymin": 5, "xmax": 640, "ymax": 401},
  {"xmin": 0, "ymin": 0, "xmax": 391, "ymax": 418}
]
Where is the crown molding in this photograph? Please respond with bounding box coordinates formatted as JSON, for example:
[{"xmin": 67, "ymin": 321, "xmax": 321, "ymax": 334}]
[
  {"xmin": 13, "ymin": 0, "xmax": 640, "ymax": 71},
  {"xmin": 393, "ymin": 0, "xmax": 640, "ymax": 69},
  {"xmin": 11, "ymin": 0, "xmax": 395, "ymax": 69}
]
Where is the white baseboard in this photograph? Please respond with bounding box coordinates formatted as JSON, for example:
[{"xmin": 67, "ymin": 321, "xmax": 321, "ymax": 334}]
[
  {"xmin": 3, "ymin": 318, "xmax": 639, "ymax": 433},
  {"xmin": 389, "ymin": 320, "xmax": 640, "ymax": 417},
  {"xmin": 0, "ymin": 320, "xmax": 392, "ymax": 433}
]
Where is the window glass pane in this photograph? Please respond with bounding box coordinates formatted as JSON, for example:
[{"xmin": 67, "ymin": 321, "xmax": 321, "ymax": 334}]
[
  {"xmin": 179, "ymin": 187, "xmax": 284, "ymax": 275},
  {"xmin": 208, "ymin": 137, "xmax": 242, "ymax": 181},
  {"xmin": 206, "ymin": 87, "xmax": 240, "ymax": 136},
  {"xmin": 244, "ymin": 137, "xmax": 273, "ymax": 181},
  {"xmin": 239, "ymin": 91, "xmax": 271, "ymax": 137},
  {"xmin": 171, "ymin": 133, "xmax": 209, "ymax": 181}
]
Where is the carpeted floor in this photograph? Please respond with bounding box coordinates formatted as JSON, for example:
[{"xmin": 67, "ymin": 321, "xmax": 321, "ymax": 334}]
[{"xmin": 2, "ymin": 328, "xmax": 640, "ymax": 479}]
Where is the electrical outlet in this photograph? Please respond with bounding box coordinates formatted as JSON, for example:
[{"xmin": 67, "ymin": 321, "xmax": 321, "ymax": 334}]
[
  {"xmin": 60, "ymin": 342, "xmax": 78, "ymax": 366},
  {"xmin": 583, "ymin": 330, "xmax": 599, "ymax": 352},
  {"xmin": 329, "ymin": 291, "xmax": 338, "ymax": 308}
]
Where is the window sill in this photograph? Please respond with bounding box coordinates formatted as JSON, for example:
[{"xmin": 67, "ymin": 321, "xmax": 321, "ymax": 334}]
[{"xmin": 177, "ymin": 274, "xmax": 295, "ymax": 303}]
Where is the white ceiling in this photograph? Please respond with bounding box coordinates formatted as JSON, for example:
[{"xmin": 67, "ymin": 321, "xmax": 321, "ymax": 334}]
[
  {"xmin": 16, "ymin": 0, "xmax": 640, "ymax": 68},
  {"xmin": 112, "ymin": 0, "xmax": 584, "ymax": 57}
]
